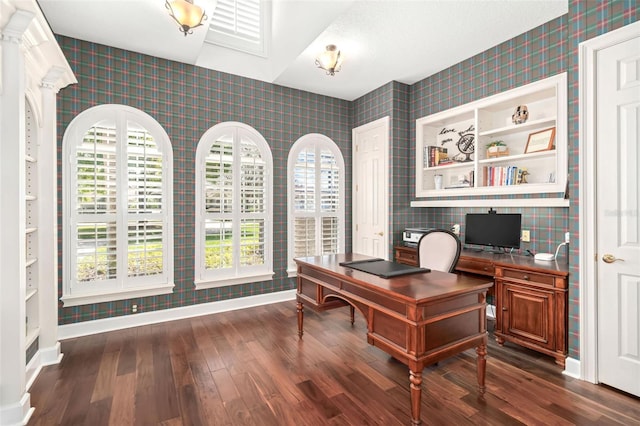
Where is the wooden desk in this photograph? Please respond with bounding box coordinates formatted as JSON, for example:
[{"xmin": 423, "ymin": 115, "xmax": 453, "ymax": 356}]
[{"xmin": 294, "ymin": 253, "xmax": 493, "ymax": 425}]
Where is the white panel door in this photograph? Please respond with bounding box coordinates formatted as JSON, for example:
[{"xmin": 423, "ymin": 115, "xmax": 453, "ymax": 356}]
[
  {"xmin": 352, "ymin": 117, "xmax": 389, "ymax": 259},
  {"xmin": 596, "ymin": 34, "xmax": 640, "ymax": 397}
]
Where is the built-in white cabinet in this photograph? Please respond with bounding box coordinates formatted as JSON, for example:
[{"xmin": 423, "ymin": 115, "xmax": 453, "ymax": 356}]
[
  {"xmin": 414, "ymin": 73, "xmax": 567, "ymax": 206},
  {"xmin": 1, "ymin": 1, "xmax": 76, "ymax": 423}
]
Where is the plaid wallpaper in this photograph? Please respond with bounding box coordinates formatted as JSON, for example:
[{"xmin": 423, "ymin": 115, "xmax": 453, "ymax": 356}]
[
  {"xmin": 56, "ymin": 1, "xmax": 639, "ymax": 360},
  {"xmin": 56, "ymin": 36, "xmax": 352, "ymax": 324}
]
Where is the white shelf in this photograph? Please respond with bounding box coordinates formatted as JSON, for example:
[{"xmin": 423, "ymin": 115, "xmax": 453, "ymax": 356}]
[
  {"xmin": 25, "ymin": 227, "xmax": 37, "ymax": 234},
  {"xmin": 25, "ymin": 155, "xmax": 36, "ymax": 163},
  {"xmin": 26, "ymin": 288, "xmax": 38, "ymax": 302},
  {"xmin": 25, "ymin": 258, "xmax": 37, "ymax": 268},
  {"xmin": 415, "ymin": 73, "xmax": 567, "ymax": 202},
  {"xmin": 411, "ymin": 198, "xmax": 570, "ymax": 208},
  {"xmin": 478, "ymin": 150, "xmax": 555, "ymax": 165},
  {"xmin": 25, "ymin": 195, "xmax": 36, "ymax": 201},
  {"xmin": 25, "ymin": 327, "xmax": 40, "ymax": 348},
  {"xmin": 423, "ymin": 161, "xmax": 473, "ymax": 171},
  {"xmin": 479, "ymin": 117, "xmax": 556, "ymax": 138}
]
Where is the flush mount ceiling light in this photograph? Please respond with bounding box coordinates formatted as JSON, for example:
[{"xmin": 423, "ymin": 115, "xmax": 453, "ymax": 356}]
[
  {"xmin": 166, "ymin": 0, "xmax": 208, "ymax": 37},
  {"xmin": 315, "ymin": 44, "xmax": 343, "ymax": 76}
]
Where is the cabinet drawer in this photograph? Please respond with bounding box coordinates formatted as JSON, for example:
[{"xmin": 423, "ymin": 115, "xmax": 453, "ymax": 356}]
[
  {"xmin": 501, "ymin": 268, "xmax": 555, "ymax": 286},
  {"xmin": 456, "ymin": 257, "xmax": 494, "ymax": 277},
  {"xmin": 395, "ymin": 246, "xmax": 418, "ymax": 266}
]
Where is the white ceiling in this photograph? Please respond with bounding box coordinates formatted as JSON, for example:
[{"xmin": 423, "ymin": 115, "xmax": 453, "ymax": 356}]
[{"xmin": 38, "ymin": 0, "xmax": 568, "ymax": 101}]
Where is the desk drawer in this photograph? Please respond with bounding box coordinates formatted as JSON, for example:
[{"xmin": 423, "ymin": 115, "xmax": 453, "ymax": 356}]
[
  {"xmin": 500, "ymin": 268, "xmax": 555, "ymax": 286},
  {"xmin": 456, "ymin": 257, "xmax": 494, "ymax": 277},
  {"xmin": 395, "ymin": 246, "xmax": 418, "ymax": 266}
]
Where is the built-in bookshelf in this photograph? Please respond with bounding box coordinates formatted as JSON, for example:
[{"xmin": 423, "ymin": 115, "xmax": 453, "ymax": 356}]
[{"xmin": 414, "ymin": 73, "xmax": 567, "ymax": 207}]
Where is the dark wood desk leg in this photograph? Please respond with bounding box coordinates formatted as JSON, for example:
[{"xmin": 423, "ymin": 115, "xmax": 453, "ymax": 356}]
[
  {"xmin": 476, "ymin": 343, "xmax": 487, "ymax": 395},
  {"xmin": 409, "ymin": 369, "xmax": 423, "ymax": 425},
  {"xmin": 349, "ymin": 305, "xmax": 355, "ymax": 325},
  {"xmin": 297, "ymin": 301, "xmax": 304, "ymax": 338}
]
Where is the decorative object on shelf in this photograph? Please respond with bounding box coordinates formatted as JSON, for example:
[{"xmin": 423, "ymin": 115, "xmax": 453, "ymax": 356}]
[
  {"xmin": 166, "ymin": 0, "xmax": 208, "ymax": 37},
  {"xmin": 520, "ymin": 168, "xmax": 529, "ymax": 183},
  {"xmin": 525, "ymin": 127, "xmax": 556, "ymax": 153},
  {"xmin": 512, "ymin": 105, "xmax": 529, "ymax": 124},
  {"xmin": 434, "ymin": 174, "xmax": 443, "ymax": 190},
  {"xmin": 435, "ymin": 122, "xmax": 475, "ymax": 163},
  {"xmin": 486, "ymin": 140, "xmax": 509, "ymax": 158},
  {"xmin": 315, "ymin": 45, "xmax": 343, "ymax": 76}
]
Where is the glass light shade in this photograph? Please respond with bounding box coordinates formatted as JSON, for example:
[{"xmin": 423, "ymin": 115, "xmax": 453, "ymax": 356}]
[
  {"xmin": 166, "ymin": 0, "xmax": 207, "ymax": 36},
  {"xmin": 315, "ymin": 45, "xmax": 343, "ymax": 76}
]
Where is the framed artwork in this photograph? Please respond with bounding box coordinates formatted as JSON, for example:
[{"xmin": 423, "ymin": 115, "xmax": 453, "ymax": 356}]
[{"xmin": 525, "ymin": 127, "xmax": 555, "ymax": 153}]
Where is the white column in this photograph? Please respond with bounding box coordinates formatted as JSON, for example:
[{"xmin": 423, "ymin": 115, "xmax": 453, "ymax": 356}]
[
  {"xmin": 36, "ymin": 71, "xmax": 64, "ymax": 368},
  {"xmin": 0, "ymin": 10, "xmax": 35, "ymax": 425}
]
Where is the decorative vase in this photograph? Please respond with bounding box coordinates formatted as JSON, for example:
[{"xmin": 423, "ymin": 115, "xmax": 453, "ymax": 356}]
[{"xmin": 512, "ymin": 105, "xmax": 529, "ymax": 124}]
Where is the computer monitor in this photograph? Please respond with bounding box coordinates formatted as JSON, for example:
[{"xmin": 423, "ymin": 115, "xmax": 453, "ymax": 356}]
[{"xmin": 464, "ymin": 212, "xmax": 521, "ymax": 251}]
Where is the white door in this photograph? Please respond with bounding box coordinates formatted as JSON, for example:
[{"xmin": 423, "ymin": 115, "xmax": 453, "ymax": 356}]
[
  {"xmin": 352, "ymin": 117, "xmax": 389, "ymax": 259},
  {"xmin": 595, "ymin": 32, "xmax": 640, "ymax": 397}
]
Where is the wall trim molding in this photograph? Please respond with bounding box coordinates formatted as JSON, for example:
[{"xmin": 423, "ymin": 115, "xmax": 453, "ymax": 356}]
[
  {"xmin": 563, "ymin": 357, "xmax": 581, "ymax": 379},
  {"xmin": 59, "ymin": 290, "xmax": 297, "ymax": 340}
]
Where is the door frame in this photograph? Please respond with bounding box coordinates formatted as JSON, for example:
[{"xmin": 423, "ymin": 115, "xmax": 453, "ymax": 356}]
[
  {"xmin": 579, "ymin": 20, "xmax": 640, "ymax": 384},
  {"xmin": 352, "ymin": 116, "xmax": 390, "ymax": 258}
]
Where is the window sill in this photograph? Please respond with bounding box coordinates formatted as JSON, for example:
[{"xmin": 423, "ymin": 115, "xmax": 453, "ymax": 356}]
[
  {"xmin": 61, "ymin": 282, "xmax": 175, "ymax": 307},
  {"xmin": 286, "ymin": 268, "xmax": 298, "ymax": 278},
  {"xmin": 194, "ymin": 272, "xmax": 275, "ymax": 290}
]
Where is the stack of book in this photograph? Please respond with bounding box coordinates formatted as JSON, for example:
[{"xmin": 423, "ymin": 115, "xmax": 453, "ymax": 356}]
[
  {"xmin": 424, "ymin": 146, "xmax": 451, "ymax": 167},
  {"xmin": 483, "ymin": 166, "xmax": 526, "ymax": 186}
]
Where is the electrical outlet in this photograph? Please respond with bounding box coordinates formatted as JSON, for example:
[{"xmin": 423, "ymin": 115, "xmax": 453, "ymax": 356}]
[
  {"xmin": 132, "ymin": 304, "xmax": 138, "ymax": 313},
  {"xmin": 521, "ymin": 230, "xmax": 530, "ymax": 242},
  {"xmin": 565, "ymin": 232, "xmax": 570, "ymax": 243}
]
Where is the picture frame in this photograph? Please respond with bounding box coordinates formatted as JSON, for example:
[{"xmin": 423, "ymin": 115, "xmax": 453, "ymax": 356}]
[{"xmin": 525, "ymin": 127, "xmax": 555, "ymax": 153}]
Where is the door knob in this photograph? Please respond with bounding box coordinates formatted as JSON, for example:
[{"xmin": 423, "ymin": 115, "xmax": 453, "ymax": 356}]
[
  {"xmin": 602, "ymin": 254, "xmax": 624, "ymax": 263},
  {"xmin": 376, "ymin": 231, "xmax": 384, "ymax": 236}
]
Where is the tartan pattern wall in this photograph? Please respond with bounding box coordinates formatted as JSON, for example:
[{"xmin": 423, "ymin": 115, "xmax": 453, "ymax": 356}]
[
  {"xmin": 56, "ymin": 36, "xmax": 352, "ymax": 324},
  {"xmin": 55, "ymin": 2, "xmax": 639, "ymax": 363},
  {"xmin": 405, "ymin": 1, "xmax": 639, "ymax": 359}
]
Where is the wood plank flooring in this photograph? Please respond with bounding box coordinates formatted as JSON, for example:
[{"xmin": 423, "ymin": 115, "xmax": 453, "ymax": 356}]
[{"xmin": 28, "ymin": 301, "xmax": 639, "ymax": 425}]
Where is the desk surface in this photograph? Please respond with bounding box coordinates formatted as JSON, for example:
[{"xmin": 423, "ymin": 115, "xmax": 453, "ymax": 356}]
[{"xmin": 295, "ymin": 253, "xmax": 494, "ymax": 305}]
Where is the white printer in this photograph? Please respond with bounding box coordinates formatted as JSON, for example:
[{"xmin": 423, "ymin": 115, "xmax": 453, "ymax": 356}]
[{"xmin": 402, "ymin": 227, "xmax": 433, "ymax": 247}]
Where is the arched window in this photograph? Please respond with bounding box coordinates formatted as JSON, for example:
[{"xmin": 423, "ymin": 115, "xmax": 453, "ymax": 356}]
[
  {"xmin": 195, "ymin": 122, "xmax": 273, "ymax": 288},
  {"xmin": 287, "ymin": 134, "xmax": 345, "ymax": 276},
  {"xmin": 62, "ymin": 105, "xmax": 174, "ymax": 306}
]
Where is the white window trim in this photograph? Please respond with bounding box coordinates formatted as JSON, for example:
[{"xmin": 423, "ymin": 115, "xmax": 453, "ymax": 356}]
[
  {"xmin": 194, "ymin": 122, "xmax": 274, "ymax": 289},
  {"xmin": 61, "ymin": 104, "xmax": 174, "ymax": 307},
  {"xmin": 287, "ymin": 134, "xmax": 345, "ymax": 277}
]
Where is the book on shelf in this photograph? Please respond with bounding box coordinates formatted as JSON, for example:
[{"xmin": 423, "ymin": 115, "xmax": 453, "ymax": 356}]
[
  {"xmin": 483, "ymin": 165, "xmax": 525, "ymax": 187},
  {"xmin": 425, "ymin": 146, "xmax": 449, "ymax": 167}
]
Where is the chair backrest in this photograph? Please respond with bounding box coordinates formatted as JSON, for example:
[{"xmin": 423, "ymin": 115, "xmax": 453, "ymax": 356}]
[{"xmin": 417, "ymin": 229, "xmax": 462, "ymax": 272}]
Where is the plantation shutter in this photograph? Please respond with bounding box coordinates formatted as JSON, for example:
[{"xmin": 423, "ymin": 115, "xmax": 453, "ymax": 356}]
[
  {"xmin": 74, "ymin": 124, "xmax": 118, "ymax": 283},
  {"xmin": 72, "ymin": 121, "xmax": 166, "ymax": 285},
  {"xmin": 202, "ymin": 129, "xmax": 268, "ymax": 272},
  {"xmin": 210, "ymin": 0, "xmax": 261, "ymax": 41},
  {"xmin": 292, "ymin": 145, "xmax": 340, "ymax": 257}
]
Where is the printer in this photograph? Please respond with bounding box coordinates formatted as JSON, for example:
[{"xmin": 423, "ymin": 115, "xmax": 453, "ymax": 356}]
[{"xmin": 402, "ymin": 227, "xmax": 432, "ymax": 247}]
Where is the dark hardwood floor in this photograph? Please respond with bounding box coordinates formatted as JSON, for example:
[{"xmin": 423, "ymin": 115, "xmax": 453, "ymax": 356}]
[{"xmin": 28, "ymin": 300, "xmax": 639, "ymax": 425}]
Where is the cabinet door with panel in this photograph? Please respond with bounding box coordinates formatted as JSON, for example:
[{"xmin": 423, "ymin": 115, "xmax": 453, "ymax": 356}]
[
  {"xmin": 494, "ymin": 265, "xmax": 568, "ymax": 367},
  {"xmin": 499, "ymin": 282, "xmax": 555, "ymax": 351}
]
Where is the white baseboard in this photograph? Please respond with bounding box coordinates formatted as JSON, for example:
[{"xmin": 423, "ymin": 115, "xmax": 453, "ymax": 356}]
[
  {"xmin": 563, "ymin": 356, "xmax": 581, "ymax": 379},
  {"xmin": 0, "ymin": 392, "xmax": 34, "ymax": 426},
  {"xmin": 59, "ymin": 289, "xmax": 297, "ymax": 340},
  {"xmin": 487, "ymin": 304, "xmax": 496, "ymax": 319}
]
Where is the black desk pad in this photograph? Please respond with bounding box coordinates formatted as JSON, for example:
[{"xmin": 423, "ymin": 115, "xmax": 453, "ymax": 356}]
[{"xmin": 339, "ymin": 259, "xmax": 430, "ymax": 278}]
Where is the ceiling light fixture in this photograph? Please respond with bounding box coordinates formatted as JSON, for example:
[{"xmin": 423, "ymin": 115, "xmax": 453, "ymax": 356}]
[
  {"xmin": 166, "ymin": 0, "xmax": 207, "ymax": 37},
  {"xmin": 315, "ymin": 44, "xmax": 343, "ymax": 76}
]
